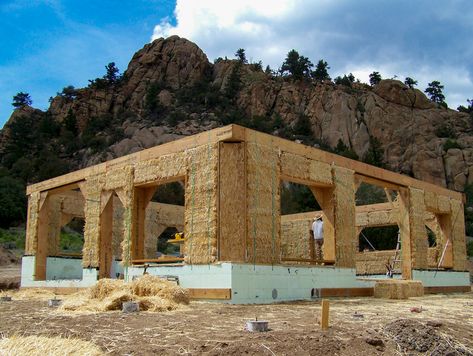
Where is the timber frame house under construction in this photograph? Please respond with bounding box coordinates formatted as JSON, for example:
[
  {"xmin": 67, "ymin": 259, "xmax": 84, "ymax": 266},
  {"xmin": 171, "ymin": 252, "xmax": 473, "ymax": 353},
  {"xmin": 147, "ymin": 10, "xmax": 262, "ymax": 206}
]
[{"xmin": 21, "ymin": 125, "xmax": 470, "ymax": 302}]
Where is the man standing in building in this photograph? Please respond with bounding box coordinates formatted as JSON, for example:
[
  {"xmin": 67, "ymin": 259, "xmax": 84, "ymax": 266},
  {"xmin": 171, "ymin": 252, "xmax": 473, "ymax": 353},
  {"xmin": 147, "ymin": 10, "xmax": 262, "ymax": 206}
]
[{"xmin": 312, "ymin": 214, "xmax": 324, "ymax": 263}]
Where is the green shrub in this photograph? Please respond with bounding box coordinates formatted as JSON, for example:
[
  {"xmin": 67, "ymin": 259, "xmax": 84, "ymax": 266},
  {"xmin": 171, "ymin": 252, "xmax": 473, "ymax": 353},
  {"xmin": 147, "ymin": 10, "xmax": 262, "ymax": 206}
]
[
  {"xmin": 443, "ymin": 138, "xmax": 461, "ymax": 151},
  {"xmin": 435, "ymin": 123, "xmax": 456, "ymax": 138},
  {"xmin": 466, "ymin": 240, "xmax": 473, "ymax": 257}
]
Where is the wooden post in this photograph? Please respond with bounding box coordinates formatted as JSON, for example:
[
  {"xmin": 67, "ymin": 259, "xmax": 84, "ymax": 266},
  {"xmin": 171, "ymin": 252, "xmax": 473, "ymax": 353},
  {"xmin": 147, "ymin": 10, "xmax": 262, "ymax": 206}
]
[
  {"xmin": 35, "ymin": 194, "xmax": 50, "ymax": 281},
  {"xmin": 131, "ymin": 187, "xmax": 155, "ymax": 260},
  {"xmin": 99, "ymin": 193, "xmax": 114, "ymax": 279},
  {"xmin": 310, "ymin": 187, "xmax": 335, "ymax": 262},
  {"xmin": 398, "ymin": 188, "xmax": 412, "ymax": 279},
  {"xmin": 321, "ymin": 299, "xmax": 330, "ymax": 330}
]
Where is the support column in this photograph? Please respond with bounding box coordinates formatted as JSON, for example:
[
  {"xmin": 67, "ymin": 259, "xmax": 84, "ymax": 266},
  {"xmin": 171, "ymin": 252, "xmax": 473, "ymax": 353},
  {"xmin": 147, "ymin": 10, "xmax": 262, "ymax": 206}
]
[
  {"xmin": 398, "ymin": 188, "xmax": 412, "ymax": 279},
  {"xmin": 131, "ymin": 187, "xmax": 155, "ymax": 260},
  {"xmin": 47, "ymin": 196, "xmax": 62, "ymax": 256},
  {"xmin": 409, "ymin": 188, "xmax": 428, "ymax": 270},
  {"xmin": 450, "ymin": 199, "xmax": 467, "ymax": 271},
  {"xmin": 332, "ymin": 167, "xmax": 356, "ymax": 268},
  {"xmin": 99, "ymin": 192, "xmax": 114, "ymax": 278},
  {"xmin": 310, "ymin": 187, "xmax": 335, "ymax": 262},
  {"xmin": 34, "ymin": 192, "xmax": 50, "ymax": 280}
]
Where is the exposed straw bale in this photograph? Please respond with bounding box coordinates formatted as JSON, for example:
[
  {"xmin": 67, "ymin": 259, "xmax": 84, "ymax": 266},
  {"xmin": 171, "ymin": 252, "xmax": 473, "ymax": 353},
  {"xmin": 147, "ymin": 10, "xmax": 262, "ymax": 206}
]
[
  {"xmin": 59, "ymin": 275, "xmax": 189, "ymax": 313},
  {"xmin": 424, "ymin": 190, "xmax": 438, "ymax": 212},
  {"xmin": 280, "ymin": 152, "xmax": 332, "ymax": 185},
  {"xmin": 47, "ymin": 196, "xmax": 62, "ymax": 256},
  {"xmin": 105, "ymin": 166, "xmax": 134, "ymax": 191},
  {"xmin": 80, "ymin": 175, "xmax": 105, "ymax": 268},
  {"xmin": 246, "ymin": 142, "xmax": 280, "ymax": 264},
  {"xmin": 333, "ymin": 167, "xmax": 356, "ymax": 268},
  {"xmin": 437, "ymin": 195, "xmax": 451, "ymax": 214},
  {"xmin": 0, "ymin": 335, "xmax": 104, "ymax": 356},
  {"xmin": 409, "ymin": 188, "xmax": 428, "ymax": 269},
  {"xmin": 112, "ymin": 197, "xmax": 124, "ymax": 258},
  {"xmin": 25, "ymin": 192, "xmax": 40, "ymax": 255},
  {"xmin": 374, "ymin": 279, "xmax": 424, "ymax": 299},
  {"xmin": 281, "ymin": 219, "xmax": 311, "ymax": 260},
  {"xmin": 450, "ymin": 199, "xmax": 467, "ymax": 271},
  {"xmin": 356, "ymin": 248, "xmax": 440, "ymax": 275},
  {"xmin": 134, "ymin": 152, "xmax": 186, "ymax": 185},
  {"xmin": 184, "ymin": 143, "xmax": 219, "ymax": 264}
]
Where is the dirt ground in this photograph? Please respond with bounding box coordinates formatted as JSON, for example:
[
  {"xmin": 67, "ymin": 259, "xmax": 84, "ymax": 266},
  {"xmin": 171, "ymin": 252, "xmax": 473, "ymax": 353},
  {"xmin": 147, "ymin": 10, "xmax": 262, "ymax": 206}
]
[{"xmin": 1, "ymin": 291, "xmax": 472, "ymax": 355}]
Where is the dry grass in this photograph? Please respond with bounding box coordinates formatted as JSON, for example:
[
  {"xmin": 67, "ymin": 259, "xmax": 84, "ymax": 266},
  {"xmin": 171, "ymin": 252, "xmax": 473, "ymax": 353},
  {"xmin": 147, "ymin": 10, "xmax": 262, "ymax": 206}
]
[
  {"xmin": 0, "ymin": 335, "xmax": 104, "ymax": 355},
  {"xmin": 5, "ymin": 288, "xmax": 57, "ymax": 301},
  {"xmin": 59, "ymin": 275, "xmax": 189, "ymax": 313}
]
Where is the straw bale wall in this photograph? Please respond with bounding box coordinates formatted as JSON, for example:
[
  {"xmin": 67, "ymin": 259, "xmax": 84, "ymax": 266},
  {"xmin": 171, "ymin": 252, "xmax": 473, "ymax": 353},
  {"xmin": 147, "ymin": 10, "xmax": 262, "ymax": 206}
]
[
  {"xmin": 25, "ymin": 192, "xmax": 41, "ymax": 255},
  {"xmin": 280, "ymin": 152, "xmax": 332, "ymax": 185},
  {"xmin": 134, "ymin": 152, "xmax": 186, "ymax": 185},
  {"xmin": 409, "ymin": 188, "xmax": 428, "ymax": 269},
  {"xmin": 437, "ymin": 195, "xmax": 451, "ymax": 213},
  {"xmin": 356, "ymin": 248, "xmax": 440, "ymax": 275},
  {"xmin": 450, "ymin": 199, "xmax": 467, "ymax": 270},
  {"xmin": 47, "ymin": 196, "xmax": 62, "ymax": 256},
  {"xmin": 281, "ymin": 219, "xmax": 311, "ymax": 260},
  {"xmin": 218, "ymin": 143, "xmax": 246, "ymax": 262},
  {"xmin": 80, "ymin": 174, "xmax": 105, "ymax": 268},
  {"xmin": 184, "ymin": 143, "xmax": 219, "ymax": 264},
  {"xmin": 333, "ymin": 167, "xmax": 356, "ymax": 268},
  {"xmin": 115, "ymin": 166, "xmax": 134, "ymax": 266},
  {"xmin": 356, "ymin": 209, "xmax": 399, "ymax": 227},
  {"xmin": 246, "ymin": 142, "xmax": 281, "ymax": 264}
]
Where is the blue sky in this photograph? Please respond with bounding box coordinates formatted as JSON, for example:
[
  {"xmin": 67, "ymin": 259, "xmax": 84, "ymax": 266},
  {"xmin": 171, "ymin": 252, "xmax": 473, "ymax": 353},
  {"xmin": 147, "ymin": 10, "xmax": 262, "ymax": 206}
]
[{"xmin": 1, "ymin": 0, "xmax": 473, "ymax": 128}]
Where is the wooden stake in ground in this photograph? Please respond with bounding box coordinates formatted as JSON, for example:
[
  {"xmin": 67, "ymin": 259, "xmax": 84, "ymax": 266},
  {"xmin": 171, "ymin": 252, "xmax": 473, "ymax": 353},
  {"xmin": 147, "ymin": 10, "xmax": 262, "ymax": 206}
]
[{"xmin": 321, "ymin": 299, "xmax": 330, "ymax": 330}]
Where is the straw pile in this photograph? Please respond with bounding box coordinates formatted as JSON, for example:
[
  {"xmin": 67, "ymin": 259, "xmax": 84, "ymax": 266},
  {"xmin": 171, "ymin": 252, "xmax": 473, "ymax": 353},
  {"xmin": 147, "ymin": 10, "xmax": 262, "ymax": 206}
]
[
  {"xmin": 374, "ymin": 279, "xmax": 424, "ymax": 299},
  {"xmin": 9, "ymin": 288, "xmax": 57, "ymax": 301},
  {"xmin": 59, "ymin": 275, "xmax": 189, "ymax": 312},
  {"xmin": 0, "ymin": 335, "xmax": 104, "ymax": 356}
]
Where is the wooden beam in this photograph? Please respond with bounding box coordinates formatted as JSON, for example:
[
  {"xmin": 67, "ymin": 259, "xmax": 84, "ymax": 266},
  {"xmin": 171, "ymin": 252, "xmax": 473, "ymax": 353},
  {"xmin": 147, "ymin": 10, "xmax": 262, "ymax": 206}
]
[
  {"xmin": 187, "ymin": 288, "xmax": 231, "ymax": 300},
  {"xmin": 355, "ymin": 174, "xmax": 401, "ymax": 191},
  {"xmin": 424, "ymin": 286, "xmax": 471, "ymax": 294},
  {"xmin": 44, "ymin": 182, "xmax": 81, "ymax": 196},
  {"xmin": 281, "ymin": 257, "xmax": 335, "ymax": 265},
  {"xmin": 131, "ymin": 257, "xmax": 184, "ymax": 264},
  {"xmin": 321, "ymin": 299, "xmax": 330, "ymax": 330},
  {"xmin": 27, "ymin": 125, "xmax": 237, "ymax": 194}
]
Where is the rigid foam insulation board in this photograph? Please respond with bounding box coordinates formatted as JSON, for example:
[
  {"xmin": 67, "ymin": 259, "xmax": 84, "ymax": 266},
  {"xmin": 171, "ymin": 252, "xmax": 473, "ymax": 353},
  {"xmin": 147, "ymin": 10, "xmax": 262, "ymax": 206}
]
[
  {"xmin": 333, "ymin": 166, "xmax": 356, "ymax": 268},
  {"xmin": 450, "ymin": 199, "xmax": 467, "ymax": 271},
  {"xmin": 184, "ymin": 143, "xmax": 219, "ymax": 264},
  {"xmin": 219, "ymin": 142, "xmax": 246, "ymax": 262},
  {"xmin": 280, "ymin": 151, "xmax": 332, "ymax": 185},
  {"xmin": 25, "ymin": 192, "xmax": 41, "ymax": 255},
  {"xmin": 246, "ymin": 142, "xmax": 281, "ymax": 265},
  {"xmin": 409, "ymin": 188, "xmax": 428, "ymax": 270}
]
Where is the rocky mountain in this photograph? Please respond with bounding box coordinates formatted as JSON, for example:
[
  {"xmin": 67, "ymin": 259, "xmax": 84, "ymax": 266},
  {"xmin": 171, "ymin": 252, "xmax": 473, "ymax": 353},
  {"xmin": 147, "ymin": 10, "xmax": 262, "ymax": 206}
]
[{"xmin": 1, "ymin": 35, "xmax": 473, "ymax": 227}]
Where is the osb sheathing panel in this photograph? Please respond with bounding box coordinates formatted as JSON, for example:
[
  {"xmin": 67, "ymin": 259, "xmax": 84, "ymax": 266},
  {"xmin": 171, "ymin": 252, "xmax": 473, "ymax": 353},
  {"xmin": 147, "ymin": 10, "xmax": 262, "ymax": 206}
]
[
  {"xmin": 281, "ymin": 219, "xmax": 311, "ymax": 260},
  {"xmin": 333, "ymin": 166, "xmax": 356, "ymax": 268},
  {"xmin": 280, "ymin": 152, "xmax": 332, "ymax": 185},
  {"xmin": 25, "ymin": 192, "xmax": 40, "ymax": 255},
  {"xmin": 184, "ymin": 143, "xmax": 218, "ymax": 264},
  {"xmin": 356, "ymin": 248, "xmax": 440, "ymax": 275},
  {"xmin": 409, "ymin": 188, "xmax": 428, "ymax": 269},
  {"xmin": 80, "ymin": 174, "xmax": 105, "ymax": 268},
  {"xmin": 450, "ymin": 199, "xmax": 467, "ymax": 270},
  {"xmin": 144, "ymin": 202, "xmax": 184, "ymax": 258},
  {"xmin": 219, "ymin": 143, "xmax": 246, "ymax": 262},
  {"xmin": 134, "ymin": 151, "xmax": 186, "ymax": 185},
  {"xmin": 246, "ymin": 142, "xmax": 281, "ymax": 265}
]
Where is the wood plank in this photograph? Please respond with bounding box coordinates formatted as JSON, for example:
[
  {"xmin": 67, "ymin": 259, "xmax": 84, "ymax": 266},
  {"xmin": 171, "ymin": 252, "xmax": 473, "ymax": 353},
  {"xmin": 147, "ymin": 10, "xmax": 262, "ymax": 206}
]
[
  {"xmin": 131, "ymin": 257, "xmax": 184, "ymax": 264},
  {"xmin": 35, "ymin": 196, "xmax": 50, "ymax": 281},
  {"xmin": 99, "ymin": 193, "xmax": 114, "ymax": 279},
  {"xmin": 424, "ymin": 286, "xmax": 471, "ymax": 294},
  {"xmin": 188, "ymin": 288, "xmax": 231, "ymax": 300},
  {"xmin": 320, "ymin": 287, "xmax": 374, "ymax": 297},
  {"xmin": 281, "ymin": 257, "xmax": 335, "ymax": 265},
  {"xmin": 321, "ymin": 299, "xmax": 330, "ymax": 330}
]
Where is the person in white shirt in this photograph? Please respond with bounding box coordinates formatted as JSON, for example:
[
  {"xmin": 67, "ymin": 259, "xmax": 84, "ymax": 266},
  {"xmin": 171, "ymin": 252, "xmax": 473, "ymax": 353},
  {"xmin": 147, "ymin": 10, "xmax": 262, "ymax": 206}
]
[{"xmin": 311, "ymin": 214, "xmax": 324, "ymax": 262}]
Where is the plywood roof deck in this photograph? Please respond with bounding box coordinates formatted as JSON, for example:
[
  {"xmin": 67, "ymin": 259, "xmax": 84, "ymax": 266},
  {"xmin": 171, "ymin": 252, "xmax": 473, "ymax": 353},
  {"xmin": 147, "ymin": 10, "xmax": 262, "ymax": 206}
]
[{"xmin": 27, "ymin": 124, "xmax": 462, "ymax": 201}]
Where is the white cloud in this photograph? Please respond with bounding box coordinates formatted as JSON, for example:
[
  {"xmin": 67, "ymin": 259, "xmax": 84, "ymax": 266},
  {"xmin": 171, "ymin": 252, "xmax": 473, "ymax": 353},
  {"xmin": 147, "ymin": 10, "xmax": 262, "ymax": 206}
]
[{"xmin": 151, "ymin": 0, "xmax": 473, "ymax": 108}]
